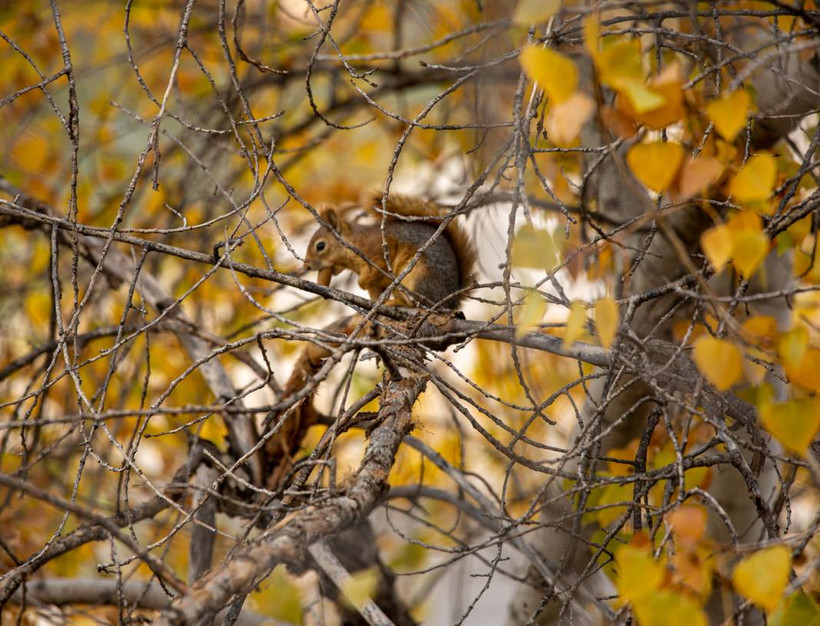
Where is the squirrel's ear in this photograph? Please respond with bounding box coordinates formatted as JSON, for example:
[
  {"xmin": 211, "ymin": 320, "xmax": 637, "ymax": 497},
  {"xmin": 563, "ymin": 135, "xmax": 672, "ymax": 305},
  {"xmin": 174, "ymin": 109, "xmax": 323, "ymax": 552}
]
[{"xmin": 322, "ymin": 208, "xmax": 340, "ymax": 230}]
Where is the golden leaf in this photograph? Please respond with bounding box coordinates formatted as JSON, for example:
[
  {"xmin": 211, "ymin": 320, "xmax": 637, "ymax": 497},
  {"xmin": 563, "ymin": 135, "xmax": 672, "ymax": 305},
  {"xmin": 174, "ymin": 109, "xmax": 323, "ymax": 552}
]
[
  {"xmin": 563, "ymin": 301, "xmax": 587, "ymax": 348},
  {"xmin": 667, "ymin": 505, "xmax": 707, "ymax": 548},
  {"xmin": 706, "ymin": 90, "xmax": 751, "ymax": 142},
  {"xmin": 700, "ymin": 224, "xmax": 732, "ymax": 270},
  {"xmin": 633, "ymin": 590, "xmax": 708, "ymax": 626},
  {"xmin": 729, "ymin": 153, "xmax": 777, "ymax": 204},
  {"xmin": 516, "ymin": 292, "xmax": 547, "ymax": 338},
  {"xmin": 594, "ymin": 297, "xmax": 619, "ymax": 349},
  {"xmin": 547, "ymin": 92, "xmax": 595, "ymax": 146},
  {"xmin": 511, "ymin": 224, "xmax": 560, "ymax": 270},
  {"xmin": 778, "ymin": 325, "xmax": 809, "ymax": 368},
  {"xmin": 626, "ymin": 141, "xmax": 685, "ymax": 192},
  {"xmin": 692, "ymin": 336, "xmax": 743, "ymax": 391},
  {"xmin": 520, "ymin": 46, "xmax": 577, "ymax": 103},
  {"xmin": 676, "ymin": 156, "xmax": 724, "ymax": 201},
  {"xmin": 513, "ymin": 0, "xmax": 561, "ymax": 25},
  {"xmin": 785, "ymin": 348, "xmax": 820, "ymax": 393},
  {"xmin": 615, "ymin": 544, "xmax": 664, "ymax": 603},
  {"xmin": 760, "ymin": 399, "xmax": 820, "ymax": 455},
  {"xmin": 732, "ymin": 545, "xmax": 792, "ymax": 613}
]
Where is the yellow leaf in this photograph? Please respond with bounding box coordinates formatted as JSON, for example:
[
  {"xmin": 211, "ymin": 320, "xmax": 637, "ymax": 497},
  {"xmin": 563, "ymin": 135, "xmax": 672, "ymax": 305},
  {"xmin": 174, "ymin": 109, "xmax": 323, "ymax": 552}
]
[
  {"xmin": 729, "ymin": 153, "xmax": 777, "ymax": 204},
  {"xmin": 614, "ymin": 545, "xmax": 664, "ymax": 603},
  {"xmin": 516, "ymin": 292, "xmax": 547, "ymax": 338},
  {"xmin": 626, "ymin": 141, "xmax": 685, "ymax": 192},
  {"xmin": 760, "ymin": 399, "xmax": 820, "ymax": 455},
  {"xmin": 631, "ymin": 64, "xmax": 685, "ymax": 128},
  {"xmin": 251, "ymin": 566, "xmax": 303, "ymax": 624},
  {"xmin": 619, "ymin": 82, "xmax": 666, "ymax": 114},
  {"xmin": 701, "ymin": 224, "xmax": 732, "ymax": 270},
  {"xmin": 513, "ymin": 0, "xmax": 561, "ymax": 25},
  {"xmin": 786, "ymin": 348, "xmax": 820, "ymax": 393},
  {"xmin": 741, "ymin": 315, "xmax": 778, "ymax": 343},
  {"xmin": 597, "ymin": 39, "xmax": 644, "ymax": 90},
  {"xmin": 692, "ymin": 336, "xmax": 743, "ymax": 391},
  {"xmin": 563, "ymin": 301, "xmax": 587, "ymax": 348},
  {"xmin": 726, "ymin": 211, "xmax": 769, "ymax": 277},
  {"xmin": 583, "ymin": 14, "xmax": 601, "ymax": 60},
  {"xmin": 731, "ymin": 230, "xmax": 769, "ymax": 277},
  {"xmin": 778, "ymin": 325, "xmax": 809, "ymax": 368},
  {"xmin": 706, "ymin": 90, "xmax": 751, "ymax": 142},
  {"xmin": 547, "ymin": 92, "xmax": 595, "ymax": 146},
  {"xmin": 512, "ymin": 224, "xmax": 560, "ymax": 270},
  {"xmin": 633, "ymin": 590, "xmax": 708, "ymax": 626},
  {"xmin": 520, "ymin": 46, "xmax": 577, "ymax": 103},
  {"xmin": 732, "ymin": 545, "xmax": 792, "ymax": 613},
  {"xmin": 769, "ymin": 592, "xmax": 820, "ymax": 626},
  {"xmin": 676, "ymin": 156, "xmax": 724, "ymax": 201},
  {"xmin": 341, "ymin": 567, "xmax": 380, "ymax": 609},
  {"xmin": 594, "ymin": 297, "xmax": 619, "ymax": 348}
]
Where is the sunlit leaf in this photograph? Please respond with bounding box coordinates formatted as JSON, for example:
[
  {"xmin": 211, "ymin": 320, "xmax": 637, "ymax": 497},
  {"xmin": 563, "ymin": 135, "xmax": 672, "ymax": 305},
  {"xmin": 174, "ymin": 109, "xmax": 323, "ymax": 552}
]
[
  {"xmin": 633, "ymin": 590, "xmax": 708, "ymax": 626},
  {"xmin": 614, "ymin": 544, "xmax": 664, "ymax": 603},
  {"xmin": 619, "ymin": 82, "xmax": 666, "ymax": 114},
  {"xmin": 692, "ymin": 336, "xmax": 743, "ymax": 391},
  {"xmin": 667, "ymin": 505, "xmax": 707, "ymax": 548},
  {"xmin": 786, "ymin": 348, "xmax": 820, "ymax": 393},
  {"xmin": 597, "ymin": 39, "xmax": 644, "ymax": 90},
  {"xmin": 252, "ymin": 566, "xmax": 303, "ymax": 624},
  {"xmin": 726, "ymin": 211, "xmax": 769, "ymax": 277},
  {"xmin": 701, "ymin": 224, "xmax": 732, "ymax": 270},
  {"xmin": 513, "ymin": 0, "xmax": 561, "ymax": 25},
  {"xmin": 342, "ymin": 567, "xmax": 380, "ymax": 608},
  {"xmin": 706, "ymin": 90, "xmax": 751, "ymax": 142},
  {"xmin": 741, "ymin": 315, "xmax": 778, "ymax": 344},
  {"xmin": 631, "ymin": 64, "xmax": 685, "ymax": 128},
  {"xmin": 671, "ymin": 549, "xmax": 714, "ymax": 598},
  {"xmin": 769, "ymin": 592, "xmax": 820, "ymax": 626},
  {"xmin": 729, "ymin": 153, "xmax": 777, "ymax": 204},
  {"xmin": 520, "ymin": 46, "xmax": 577, "ymax": 103},
  {"xmin": 626, "ymin": 141, "xmax": 685, "ymax": 192},
  {"xmin": 732, "ymin": 545, "xmax": 792, "ymax": 613},
  {"xmin": 594, "ymin": 297, "xmax": 619, "ymax": 349},
  {"xmin": 583, "ymin": 13, "xmax": 600, "ymax": 60},
  {"xmin": 760, "ymin": 398, "xmax": 820, "ymax": 455},
  {"xmin": 777, "ymin": 325, "xmax": 809, "ymax": 368},
  {"xmin": 563, "ymin": 301, "xmax": 587, "ymax": 348},
  {"xmin": 516, "ymin": 291, "xmax": 547, "ymax": 338},
  {"xmin": 512, "ymin": 224, "xmax": 560, "ymax": 269},
  {"xmin": 731, "ymin": 229, "xmax": 769, "ymax": 277},
  {"xmin": 547, "ymin": 92, "xmax": 595, "ymax": 146},
  {"xmin": 676, "ymin": 156, "xmax": 724, "ymax": 201}
]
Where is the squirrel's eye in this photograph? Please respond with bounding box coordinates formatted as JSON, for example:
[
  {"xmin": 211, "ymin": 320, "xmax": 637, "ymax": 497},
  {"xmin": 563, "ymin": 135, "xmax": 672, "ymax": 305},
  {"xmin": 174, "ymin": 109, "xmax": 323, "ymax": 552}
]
[{"xmin": 315, "ymin": 240, "xmax": 326, "ymax": 252}]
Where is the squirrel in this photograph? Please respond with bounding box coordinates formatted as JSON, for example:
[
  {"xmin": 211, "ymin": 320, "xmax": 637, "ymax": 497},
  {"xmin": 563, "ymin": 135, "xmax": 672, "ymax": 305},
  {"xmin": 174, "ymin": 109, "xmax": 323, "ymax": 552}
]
[
  {"xmin": 263, "ymin": 193, "xmax": 475, "ymax": 489},
  {"xmin": 303, "ymin": 192, "xmax": 476, "ymax": 310}
]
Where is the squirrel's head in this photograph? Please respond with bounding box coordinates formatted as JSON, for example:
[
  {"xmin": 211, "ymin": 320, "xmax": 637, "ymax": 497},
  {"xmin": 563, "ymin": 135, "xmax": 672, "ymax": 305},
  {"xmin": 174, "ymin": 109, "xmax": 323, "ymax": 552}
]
[{"xmin": 304, "ymin": 208, "xmax": 351, "ymax": 286}]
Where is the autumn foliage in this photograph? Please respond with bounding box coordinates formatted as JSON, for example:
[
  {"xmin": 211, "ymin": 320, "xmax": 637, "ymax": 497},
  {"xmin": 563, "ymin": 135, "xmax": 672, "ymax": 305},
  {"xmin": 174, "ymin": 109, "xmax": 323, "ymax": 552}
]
[{"xmin": 1, "ymin": 1, "xmax": 820, "ymax": 625}]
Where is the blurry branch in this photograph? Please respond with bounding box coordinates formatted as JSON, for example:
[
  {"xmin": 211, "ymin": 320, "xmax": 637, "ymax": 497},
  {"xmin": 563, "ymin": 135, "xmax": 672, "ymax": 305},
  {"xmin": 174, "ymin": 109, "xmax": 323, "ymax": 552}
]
[
  {"xmin": 0, "ymin": 177, "xmax": 261, "ymax": 485},
  {"xmin": 9, "ymin": 578, "xmax": 272, "ymax": 626},
  {"xmin": 156, "ymin": 374, "xmax": 427, "ymax": 625},
  {"xmin": 0, "ymin": 473, "xmax": 187, "ymax": 596},
  {"xmin": 399, "ymin": 436, "xmax": 616, "ymax": 622},
  {"xmin": 308, "ymin": 540, "xmax": 394, "ymax": 626},
  {"xmin": 0, "ymin": 451, "xmax": 202, "ymax": 606}
]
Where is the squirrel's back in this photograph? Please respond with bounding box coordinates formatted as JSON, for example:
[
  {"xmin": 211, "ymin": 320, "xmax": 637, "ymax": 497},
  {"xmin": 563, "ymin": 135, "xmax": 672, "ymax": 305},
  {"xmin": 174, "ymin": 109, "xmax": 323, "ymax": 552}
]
[{"xmin": 365, "ymin": 192, "xmax": 476, "ymax": 299}]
